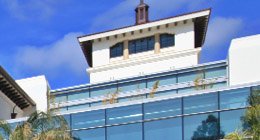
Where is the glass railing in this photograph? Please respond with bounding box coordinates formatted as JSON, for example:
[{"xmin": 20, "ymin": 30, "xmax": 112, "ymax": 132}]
[{"xmin": 51, "ymin": 61, "xmax": 227, "ymax": 111}]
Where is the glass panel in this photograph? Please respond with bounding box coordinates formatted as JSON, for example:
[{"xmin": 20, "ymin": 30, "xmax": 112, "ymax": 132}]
[
  {"xmin": 67, "ymin": 90, "xmax": 89, "ymax": 101},
  {"xmin": 128, "ymin": 36, "xmax": 155, "ymax": 54},
  {"xmin": 178, "ymin": 87, "xmax": 195, "ymax": 94},
  {"xmin": 135, "ymin": 38, "xmax": 147, "ymax": 53},
  {"xmin": 149, "ymin": 89, "xmax": 177, "ymax": 97},
  {"xmin": 106, "ymin": 105, "xmax": 142, "ymax": 124},
  {"xmin": 118, "ymin": 95, "xmax": 146, "ymax": 103},
  {"xmin": 73, "ymin": 128, "xmax": 105, "ymax": 140},
  {"xmin": 110, "ymin": 43, "xmax": 123, "ymax": 58},
  {"xmin": 54, "ymin": 94, "xmax": 67, "ymax": 103},
  {"xmin": 144, "ymin": 118, "xmax": 182, "ymax": 140},
  {"xmin": 178, "ymin": 71, "xmax": 198, "ymax": 83},
  {"xmin": 91, "ymin": 101, "xmax": 103, "ymax": 107},
  {"xmin": 184, "ymin": 93, "xmax": 218, "ymax": 114},
  {"xmin": 160, "ymin": 34, "xmax": 175, "ymax": 48},
  {"xmin": 147, "ymin": 75, "xmax": 176, "ymax": 88},
  {"xmin": 63, "ymin": 115, "xmax": 71, "ymax": 127},
  {"xmin": 90, "ymin": 85, "xmax": 117, "ymax": 97},
  {"xmin": 68, "ymin": 104, "xmax": 89, "ymax": 111},
  {"xmin": 71, "ymin": 110, "xmax": 105, "ymax": 129},
  {"xmin": 220, "ymin": 88, "xmax": 250, "ymax": 109},
  {"xmin": 107, "ymin": 123, "xmax": 142, "ymax": 140},
  {"xmin": 129, "ymin": 41, "xmax": 135, "ymax": 54},
  {"xmin": 184, "ymin": 113, "xmax": 219, "ymax": 140},
  {"xmin": 220, "ymin": 109, "xmax": 245, "ymax": 138},
  {"xmin": 212, "ymin": 82, "xmax": 227, "ymax": 89},
  {"xmin": 57, "ymin": 107, "xmax": 67, "ymax": 113},
  {"xmin": 205, "ymin": 67, "xmax": 227, "ymax": 79},
  {"xmin": 147, "ymin": 36, "xmax": 155, "ymax": 50},
  {"xmin": 118, "ymin": 80, "xmax": 146, "ymax": 93},
  {"xmin": 144, "ymin": 99, "xmax": 181, "ymax": 119}
]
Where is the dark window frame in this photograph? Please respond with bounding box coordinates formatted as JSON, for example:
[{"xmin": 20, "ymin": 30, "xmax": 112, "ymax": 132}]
[
  {"xmin": 110, "ymin": 42, "xmax": 124, "ymax": 58},
  {"xmin": 160, "ymin": 33, "xmax": 175, "ymax": 48},
  {"xmin": 129, "ymin": 36, "xmax": 155, "ymax": 55}
]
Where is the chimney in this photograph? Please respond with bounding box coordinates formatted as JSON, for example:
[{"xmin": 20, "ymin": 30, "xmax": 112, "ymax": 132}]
[{"xmin": 135, "ymin": 0, "xmax": 149, "ymax": 25}]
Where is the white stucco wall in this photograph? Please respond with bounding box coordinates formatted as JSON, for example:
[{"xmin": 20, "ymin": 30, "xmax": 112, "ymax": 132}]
[
  {"xmin": 16, "ymin": 76, "xmax": 49, "ymax": 112},
  {"xmin": 89, "ymin": 48, "xmax": 200, "ymax": 83},
  {"xmin": 89, "ymin": 20, "xmax": 197, "ymax": 83},
  {"xmin": 229, "ymin": 34, "xmax": 260, "ymax": 86},
  {"xmin": 0, "ymin": 91, "xmax": 23, "ymax": 120},
  {"xmin": 92, "ymin": 20, "xmax": 194, "ymax": 67}
]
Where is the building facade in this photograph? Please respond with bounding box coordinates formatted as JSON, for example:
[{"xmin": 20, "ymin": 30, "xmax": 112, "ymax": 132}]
[{"xmin": 2, "ymin": 1, "xmax": 260, "ymax": 140}]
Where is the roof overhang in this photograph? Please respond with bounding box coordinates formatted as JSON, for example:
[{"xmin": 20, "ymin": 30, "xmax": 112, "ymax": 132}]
[
  {"xmin": 0, "ymin": 66, "xmax": 36, "ymax": 109},
  {"xmin": 78, "ymin": 9, "xmax": 211, "ymax": 67}
]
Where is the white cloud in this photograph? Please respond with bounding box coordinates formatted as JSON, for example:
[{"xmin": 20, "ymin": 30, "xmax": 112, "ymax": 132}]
[
  {"xmin": 205, "ymin": 17, "xmax": 243, "ymax": 47},
  {"xmin": 15, "ymin": 32, "xmax": 88, "ymax": 77},
  {"xmin": 201, "ymin": 17, "xmax": 243, "ymax": 62},
  {"xmin": 90, "ymin": 0, "xmax": 207, "ymax": 31},
  {"xmin": 1, "ymin": 0, "xmax": 59, "ymax": 21}
]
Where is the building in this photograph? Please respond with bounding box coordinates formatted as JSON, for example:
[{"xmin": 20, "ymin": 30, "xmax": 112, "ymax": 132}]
[
  {"xmin": 0, "ymin": 66, "xmax": 36, "ymax": 120},
  {"xmin": 2, "ymin": 0, "xmax": 260, "ymax": 140}
]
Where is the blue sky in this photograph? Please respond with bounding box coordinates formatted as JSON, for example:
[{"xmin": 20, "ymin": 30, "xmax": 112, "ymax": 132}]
[{"xmin": 0, "ymin": 0, "xmax": 259, "ymax": 89}]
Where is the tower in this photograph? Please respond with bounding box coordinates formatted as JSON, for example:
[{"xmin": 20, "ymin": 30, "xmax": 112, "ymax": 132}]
[{"xmin": 135, "ymin": 0, "xmax": 149, "ymax": 24}]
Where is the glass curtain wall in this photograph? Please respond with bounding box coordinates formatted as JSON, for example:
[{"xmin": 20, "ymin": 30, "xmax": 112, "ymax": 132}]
[{"xmin": 67, "ymin": 86, "xmax": 252, "ymax": 140}]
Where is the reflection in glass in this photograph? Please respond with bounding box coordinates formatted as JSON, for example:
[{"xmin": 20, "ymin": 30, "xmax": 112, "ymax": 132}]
[
  {"xmin": 212, "ymin": 82, "xmax": 227, "ymax": 89},
  {"xmin": 68, "ymin": 104, "xmax": 89, "ymax": 111},
  {"xmin": 107, "ymin": 123, "xmax": 142, "ymax": 140},
  {"xmin": 184, "ymin": 113, "xmax": 222, "ymax": 140},
  {"xmin": 63, "ymin": 114, "xmax": 71, "ymax": 127},
  {"xmin": 144, "ymin": 99, "xmax": 181, "ymax": 119},
  {"xmin": 90, "ymin": 85, "xmax": 117, "ymax": 97},
  {"xmin": 178, "ymin": 87, "xmax": 194, "ymax": 94},
  {"xmin": 184, "ymin": 93, "xmax": 218, "ymax": 114},
  {"xmin": 71, "ymin": 110, "xmax": 105, "ymax": 129},
  {"xmin": 68, "ymin": 90, "xmax": 89, "ymax": 101},
  {"xmin": 205, "ymin": 67, "xmax": 226, "ymax": 79},
  {"xmin": 147, "ymin": 90, "xmax": 177, "ymax": 98},
  {"xmin": 178, "ymin": 72, "xmax": 198, "ymax": 83},
  {"xmin": 220, "ymin": 109, "xmax": 245, "ymax": 138},
  {"xmin": 144, "ymin": 118, "xmax": 182, "ymax": 140},
  {"xmin": 107, "ymin": 105, "xmax": 142, "ymax": 124},
  {"xmin": 147, "ymin": 75, "xmax": 176, "ymax": 88},
  {"xmin": 220, "ymin": 88, "xmax": 250, "ymax": 109},
  {"xmin": 118, "ymin": 80, "xmax": 146, "ymax": 93},
  {"xmin": 55, "ymin": 94, "xmax": 67, "ymax": 103},
  {"xmin": 73, "ymin": 128, "xmax": 105, "ymax": 140}
]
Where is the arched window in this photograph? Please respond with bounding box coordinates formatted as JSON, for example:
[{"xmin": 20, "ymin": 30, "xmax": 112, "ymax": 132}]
[{"xmin": 110, "ymin": 43, "xmax": 124, "ymax": 58}]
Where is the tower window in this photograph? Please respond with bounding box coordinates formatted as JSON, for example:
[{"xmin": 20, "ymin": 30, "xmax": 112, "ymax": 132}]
[
  {"xmin": 140, "ymin": 8, "xmax": 144, "ymax": 20},
  {"xmin": 160, "ymin": 34, "xmax": 175, "ymax": 48},
  {"xmin": 110, "ymin": 43, "xmax": 123, "ymax": 58},
  {"xmin": 129, "ymin": 36, "xmax": 155, "ymax": 54}
]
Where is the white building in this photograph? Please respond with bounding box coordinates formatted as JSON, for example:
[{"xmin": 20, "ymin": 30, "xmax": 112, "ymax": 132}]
[
  {"xmin": 1, "ymin": 0, "xmax": 260, "ymax": 139},
  {"xmin": 0, "ymin": 66, "xmax": 35, "ymax": 120},
  {"xmin": 78, "ymin": 8, "xmax": 210, "ymax": 84}
]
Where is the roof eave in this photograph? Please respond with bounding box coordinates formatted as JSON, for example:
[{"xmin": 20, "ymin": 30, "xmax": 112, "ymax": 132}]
[
  {"xmin": 0, "ymin": 66, "xmax": 36, "ymax": 109},
  {"xmin": 78, "ymin": 8, "xmax": 211, "ymax": 43}
]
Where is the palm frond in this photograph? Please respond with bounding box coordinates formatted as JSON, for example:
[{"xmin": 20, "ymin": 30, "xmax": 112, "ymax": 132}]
[
  {"xmin": 224, "ymin": 129, "xmax": 248, "ymax": 140},
  {"xmin": 0, "ymin": 120, "xmax": 11, "ymax": 139}
]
